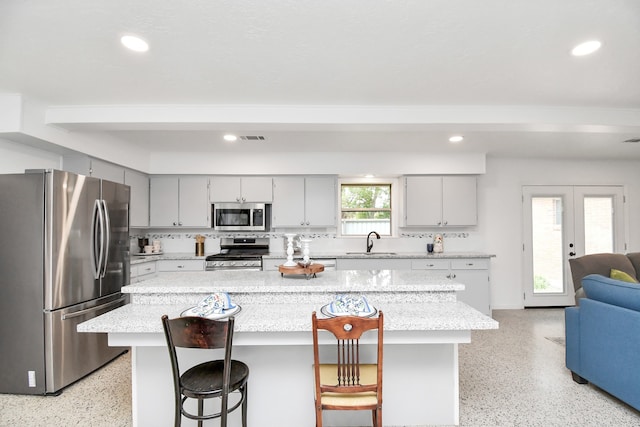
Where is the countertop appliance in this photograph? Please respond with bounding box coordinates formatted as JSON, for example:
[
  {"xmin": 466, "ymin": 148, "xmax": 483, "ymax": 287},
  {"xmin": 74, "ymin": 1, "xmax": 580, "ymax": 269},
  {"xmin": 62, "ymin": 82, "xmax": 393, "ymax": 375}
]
[
  {"xmin": 0, "ymin": 170, "xmax": 129, "ymax": 395},
  {"xmin": 206, "ymin": 238, "xmax": 269, "ymax": 271},
  {"xmin": 212, "ymin": 203, "xmax": 268, "ymax": 231}
]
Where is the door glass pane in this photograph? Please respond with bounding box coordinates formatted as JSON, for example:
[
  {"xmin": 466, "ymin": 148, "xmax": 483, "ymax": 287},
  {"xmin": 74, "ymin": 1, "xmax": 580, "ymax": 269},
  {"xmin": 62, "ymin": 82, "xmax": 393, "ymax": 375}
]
[
  {"xmin": 584, "ymin": 197, "xmax": 614, "ymax": 254},
  {"xmin": 531, "ymin": 197, "xmax": 564, "ymax": 294}
]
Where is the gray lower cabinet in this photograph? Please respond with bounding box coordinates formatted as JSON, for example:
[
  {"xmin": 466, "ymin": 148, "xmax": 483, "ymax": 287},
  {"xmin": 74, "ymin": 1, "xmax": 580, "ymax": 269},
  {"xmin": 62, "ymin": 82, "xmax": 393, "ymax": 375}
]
[
  {"xmin": 157, "ymin": 260, "xmax": 205, "ymax": 272},
  {"xmin": 412, "ymin": 258, "xmax": 491, "ymax": 316},
  {"xmin": 130, "ymin": 261, "xmax": 157, "ymax": 283}
]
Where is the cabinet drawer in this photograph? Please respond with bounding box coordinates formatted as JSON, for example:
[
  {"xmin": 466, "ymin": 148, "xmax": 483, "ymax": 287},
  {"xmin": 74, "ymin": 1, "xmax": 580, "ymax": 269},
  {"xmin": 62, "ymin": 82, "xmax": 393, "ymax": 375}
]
[
  {"xmin": 158, "ymin": 260, "xmax": 205, "ymax": 272},
  {"xmin": 411, "ymin": 259, "xmax": 450, "ymax": 270},
  {"xmin": 450, "ymin": 259, "xmax": 489, "ymax": 270},
  {"xmin": 137, "ymin": 262, "xmax": 157, "ymax": 276}
]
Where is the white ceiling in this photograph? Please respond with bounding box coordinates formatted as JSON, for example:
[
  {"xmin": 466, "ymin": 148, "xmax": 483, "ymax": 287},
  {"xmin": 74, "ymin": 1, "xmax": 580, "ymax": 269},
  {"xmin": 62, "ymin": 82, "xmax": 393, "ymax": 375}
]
[{"xmin": 1, "ymin": 0, "xmax": 640, "ymax": 160}]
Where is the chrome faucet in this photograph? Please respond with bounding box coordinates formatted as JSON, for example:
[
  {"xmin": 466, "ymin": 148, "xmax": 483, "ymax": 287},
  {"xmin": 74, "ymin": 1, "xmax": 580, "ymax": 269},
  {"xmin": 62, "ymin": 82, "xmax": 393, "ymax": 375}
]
[{"xmin": 366, "ymin": 231, "xmax": 381, "ymax": 253}]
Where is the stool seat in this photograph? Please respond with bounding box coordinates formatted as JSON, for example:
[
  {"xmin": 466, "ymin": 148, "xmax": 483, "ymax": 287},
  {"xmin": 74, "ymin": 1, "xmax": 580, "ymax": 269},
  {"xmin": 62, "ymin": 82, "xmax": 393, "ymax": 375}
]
[{"xmin": 181, "ymin": 360, "xmax": 249, "ymax": 400}]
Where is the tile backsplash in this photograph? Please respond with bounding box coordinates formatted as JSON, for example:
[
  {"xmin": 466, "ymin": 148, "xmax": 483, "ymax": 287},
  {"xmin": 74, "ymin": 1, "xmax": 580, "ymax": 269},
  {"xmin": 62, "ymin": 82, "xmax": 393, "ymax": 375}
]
[{"xmin": 130, "ymin": 230, "xmax": 478, "ymax": 255}]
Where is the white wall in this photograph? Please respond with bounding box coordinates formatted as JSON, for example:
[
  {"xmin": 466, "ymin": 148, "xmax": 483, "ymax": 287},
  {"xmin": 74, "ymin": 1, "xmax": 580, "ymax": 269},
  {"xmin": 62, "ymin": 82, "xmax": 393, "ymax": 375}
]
[
  {"xmin": 0, "ymin": 138, "xmax": 61, "ymax": 173},
  {"xmin": 480, "ymin": 157, "xmax": 640, "ymax": 310},
  {"xmin": 4, "ymin": 135, "xmax": 640, "ymax": 310}
]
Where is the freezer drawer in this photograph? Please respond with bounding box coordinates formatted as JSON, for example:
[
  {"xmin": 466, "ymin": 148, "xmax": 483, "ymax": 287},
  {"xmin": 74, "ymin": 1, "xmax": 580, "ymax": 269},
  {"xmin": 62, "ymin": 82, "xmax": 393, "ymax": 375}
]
[{"xmin": 43, "ymin": 294, "xmax": 127, "ymax": 394}]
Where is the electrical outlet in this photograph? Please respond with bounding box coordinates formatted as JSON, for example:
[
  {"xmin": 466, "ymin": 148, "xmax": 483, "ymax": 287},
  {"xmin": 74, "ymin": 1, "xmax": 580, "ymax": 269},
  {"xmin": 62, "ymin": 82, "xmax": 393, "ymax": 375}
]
[{"xmin": 28, "ymin": 371, "xmax": 36, "ymax": 387}]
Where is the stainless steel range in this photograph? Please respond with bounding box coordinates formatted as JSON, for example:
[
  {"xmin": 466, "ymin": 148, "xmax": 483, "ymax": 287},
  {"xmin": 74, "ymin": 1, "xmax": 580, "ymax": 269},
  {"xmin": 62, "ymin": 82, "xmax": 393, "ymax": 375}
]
[{"xmin": 206, "ymin": 237, "xmax": 269, "ymax": 271}]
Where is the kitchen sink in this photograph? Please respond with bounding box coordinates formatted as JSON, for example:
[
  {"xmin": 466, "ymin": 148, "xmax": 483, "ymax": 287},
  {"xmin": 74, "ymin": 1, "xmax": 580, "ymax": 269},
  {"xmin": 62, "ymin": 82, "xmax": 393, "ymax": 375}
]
[{"xmin": 346, "ymin": 252, "xmax": 397, "ymax": 255}]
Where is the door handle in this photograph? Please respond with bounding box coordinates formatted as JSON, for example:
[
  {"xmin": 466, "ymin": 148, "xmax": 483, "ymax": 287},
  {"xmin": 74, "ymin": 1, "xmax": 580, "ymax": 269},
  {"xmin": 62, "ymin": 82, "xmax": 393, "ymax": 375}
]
[{"xmin": 62, "ymin": 297, "xmax": 126, "ymax": 320}]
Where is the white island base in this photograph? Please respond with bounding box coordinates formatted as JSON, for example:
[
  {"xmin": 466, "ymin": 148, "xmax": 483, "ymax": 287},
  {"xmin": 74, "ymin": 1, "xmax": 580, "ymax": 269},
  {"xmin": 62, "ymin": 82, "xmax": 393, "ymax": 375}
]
[
  {"xmin": 112, "ymin": 329, "xmax": 466, "ymax": 427},
  {"xmin": 79, "ymin": 270, "xmax": 498, "ymax": 426}
]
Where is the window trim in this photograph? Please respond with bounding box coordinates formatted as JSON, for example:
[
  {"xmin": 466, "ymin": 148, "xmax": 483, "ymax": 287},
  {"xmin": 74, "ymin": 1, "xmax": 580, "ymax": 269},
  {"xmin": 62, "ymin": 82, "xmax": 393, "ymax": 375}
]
[{"xmin": 338, "ymin": 178, "xmax": 399, "ymax": 237}]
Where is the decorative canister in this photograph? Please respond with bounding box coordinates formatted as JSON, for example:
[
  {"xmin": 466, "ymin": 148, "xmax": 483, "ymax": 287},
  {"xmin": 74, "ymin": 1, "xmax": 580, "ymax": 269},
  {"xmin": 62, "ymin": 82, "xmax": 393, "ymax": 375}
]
[{"xmin": 433, "ymin": 234, "xmax": 444, "ymax": 253}]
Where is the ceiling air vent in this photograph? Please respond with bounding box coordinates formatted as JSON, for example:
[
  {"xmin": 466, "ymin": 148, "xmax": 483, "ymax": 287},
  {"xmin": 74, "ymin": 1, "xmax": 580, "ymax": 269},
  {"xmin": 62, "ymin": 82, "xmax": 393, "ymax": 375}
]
[
  {"xmin": 622, "ymin": 138, "xmax": 640, "ymax": 143},
  {"xmin": 239, "ymin": 135, "xmax": 266, "ymax": 141}
]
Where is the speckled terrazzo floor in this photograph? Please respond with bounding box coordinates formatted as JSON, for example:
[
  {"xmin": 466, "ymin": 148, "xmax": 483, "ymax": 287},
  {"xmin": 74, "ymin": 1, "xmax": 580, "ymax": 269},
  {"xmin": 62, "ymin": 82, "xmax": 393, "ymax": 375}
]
[{"xmin": 1, "ymin": 309, "xmax": 639, "ymax": 426}]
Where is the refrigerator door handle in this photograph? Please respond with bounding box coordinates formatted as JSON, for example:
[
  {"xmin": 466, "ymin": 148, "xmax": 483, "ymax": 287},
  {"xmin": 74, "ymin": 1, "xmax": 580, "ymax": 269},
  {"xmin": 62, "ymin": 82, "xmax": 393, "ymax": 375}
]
[
  {"xmin": 91, "ymin": 199, "xmax": 104, "ymax": 280},
  {"xmin": 100, "ymin": 200, "xmax": 111, "ymax": 278},
  {"xmin": 61, "ymin": 296, "xmax": 126, "ymax": 320}
]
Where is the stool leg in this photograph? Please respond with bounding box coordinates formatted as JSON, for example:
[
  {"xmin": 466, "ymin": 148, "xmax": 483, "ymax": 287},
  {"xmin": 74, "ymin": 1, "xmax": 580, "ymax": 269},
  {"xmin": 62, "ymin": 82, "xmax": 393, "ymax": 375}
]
[
  {"xmin": 242, "ymin": 384, "xmax": 248, "ymax": 427},
  {"xmin": 197, "ymin": 399, "xmax": 203, "ymax": 427}
]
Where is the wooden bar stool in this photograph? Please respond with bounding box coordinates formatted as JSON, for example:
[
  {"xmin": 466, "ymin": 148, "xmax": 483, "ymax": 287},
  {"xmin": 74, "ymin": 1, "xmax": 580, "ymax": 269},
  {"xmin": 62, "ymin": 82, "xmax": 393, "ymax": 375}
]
[
  {"xmin": 161, "ymin": 315, "xmax": 249, "ymax": 427},
  {"xmin": 312, "ymin": 311, "xmax": 384, "ymax": 427}
]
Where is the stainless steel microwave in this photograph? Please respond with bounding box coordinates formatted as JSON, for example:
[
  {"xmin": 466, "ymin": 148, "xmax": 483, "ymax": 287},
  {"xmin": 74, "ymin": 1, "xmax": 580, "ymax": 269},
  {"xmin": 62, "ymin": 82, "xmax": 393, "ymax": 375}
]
[{"xmin": 212, "ymin": 203, "xmax": 268, "ymax": 231}]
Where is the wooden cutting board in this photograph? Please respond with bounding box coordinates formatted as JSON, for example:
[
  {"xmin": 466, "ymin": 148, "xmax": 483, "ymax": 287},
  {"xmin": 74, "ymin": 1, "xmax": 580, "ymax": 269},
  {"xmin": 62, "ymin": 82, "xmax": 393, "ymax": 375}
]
[{"xmin": 278, "ymin": 263, "xmax": 325, "ymax": 278}]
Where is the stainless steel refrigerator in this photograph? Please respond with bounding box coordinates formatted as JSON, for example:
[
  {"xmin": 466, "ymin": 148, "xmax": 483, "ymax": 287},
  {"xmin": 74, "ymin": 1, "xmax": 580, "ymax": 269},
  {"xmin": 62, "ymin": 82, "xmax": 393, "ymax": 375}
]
[{"xmin": 0, "ymin": 169, "xmax": 130, "ymax": 395}]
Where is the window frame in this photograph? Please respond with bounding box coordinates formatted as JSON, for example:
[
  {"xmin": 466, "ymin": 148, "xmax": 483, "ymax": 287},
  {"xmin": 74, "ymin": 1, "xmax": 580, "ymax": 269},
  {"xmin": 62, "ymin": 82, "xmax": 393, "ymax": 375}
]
[{"xmin": 338, "ymin": 178, "xmax": 398, "ymax": 237}]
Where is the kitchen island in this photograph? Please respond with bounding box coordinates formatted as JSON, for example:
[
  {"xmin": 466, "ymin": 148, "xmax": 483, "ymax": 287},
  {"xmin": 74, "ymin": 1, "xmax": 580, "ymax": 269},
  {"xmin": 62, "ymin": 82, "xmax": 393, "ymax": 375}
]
[{"xmin": 79, "ymin": 270, "xmax": 498, "ymax": 426}]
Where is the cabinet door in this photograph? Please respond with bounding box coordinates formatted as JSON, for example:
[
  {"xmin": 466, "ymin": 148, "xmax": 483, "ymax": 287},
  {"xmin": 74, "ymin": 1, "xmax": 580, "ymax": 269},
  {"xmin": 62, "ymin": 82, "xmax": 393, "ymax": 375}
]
[
  {"xmin": 241, "ymin": 177, "xmax": 273, "ymax": 202},
  {"xmin": 90, "ymin": 159, "xmax": 125, "ymax": 183},
  {"xmin": 272, "ymin": 177, "xmax": 305, "ymax": 227},
  {"xmin": 157, "ymin": 260, "xmax": 205, "ymax": 271},
  {"xmin": 124, "ymin": 169, "xmax": 149, "ymax": 227},
  {"xmin": 450, "ymin": 259, "xmax": 490, "ymax": 315},
  {"xmin": 149, "ymin": 177, "xmax": 179, "ymax": 226},
  {"xmin": 305, "ymin": 177, "xmax": 336, "ymax": 227},
  {"xmin": 210, "ymin": 177, "xmax": 241, "ymax": 202},
  {"xmin": 178, "ymin": 177, "xmax": 210, "ymax": 227},
  {"xmin": 405, "ymin": 176, "xmax": 442, "ymax": 226},
  {"xmin": 442, "ymin": 176, "xmax": 477, "ymax": 226}
]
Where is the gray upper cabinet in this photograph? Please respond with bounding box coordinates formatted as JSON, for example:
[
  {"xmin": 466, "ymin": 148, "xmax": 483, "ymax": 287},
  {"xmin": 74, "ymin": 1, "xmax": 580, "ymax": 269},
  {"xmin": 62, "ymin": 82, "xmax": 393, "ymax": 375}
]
[
  {"xmin": 124, "ymin": 169, "xmax": 149, "ymax": 228},
  {"xmin": 210, "ymin": 177, "xmax": 273, "ymax": 202},
  {"xmin": 404, "ymin": 176, "xmax": 477, "ymax": 227},
  {"xmin": 149, "ymin": 176, "xmax": 209, "ymax": 227},
  {"xmin": 272, "ymin": 176, "xmax": 336, "ymax": 228},
  {"xmin": 63, "ymin": 156, "xmax": 125, "ymax": 184}
]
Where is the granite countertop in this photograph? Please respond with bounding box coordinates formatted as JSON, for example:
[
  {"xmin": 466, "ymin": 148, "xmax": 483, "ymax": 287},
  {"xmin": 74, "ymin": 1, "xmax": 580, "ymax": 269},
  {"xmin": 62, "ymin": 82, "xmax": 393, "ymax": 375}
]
[
  {"xmin": 80, "ymin": 269, "xmax": 498, "ymax": 335},
  {"xmin": 122, "ymin": 270, "xmax": 465, "ymax": 295},
  {"xmin": 78, "ymin": 301, "xmax": 498, "ymax": 334},
  {"xmin": 131, "ymin": 251, "xmax": 495, "ymax": 265},
  {"xmin": 263, "ymin": 251, "xmax": 495, "ymax": 260}
]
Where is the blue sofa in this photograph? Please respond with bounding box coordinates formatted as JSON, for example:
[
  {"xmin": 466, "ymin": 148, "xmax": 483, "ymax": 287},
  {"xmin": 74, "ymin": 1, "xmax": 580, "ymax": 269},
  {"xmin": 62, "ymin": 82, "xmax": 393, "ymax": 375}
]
[{"xmin": 565, "ymin": 273, "xmax": 640, "ymax": 410}]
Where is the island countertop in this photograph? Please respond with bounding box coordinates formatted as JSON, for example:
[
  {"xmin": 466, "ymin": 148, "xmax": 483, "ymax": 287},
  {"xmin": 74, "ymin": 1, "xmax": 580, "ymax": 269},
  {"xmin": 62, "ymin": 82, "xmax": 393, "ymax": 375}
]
[
  {"xmin": 79, "ymin": 270, "xmax": 498, "ymax": 335},
  {"xmin": 122, "ymin": 269, "xmax": 465, "ymax": 294}
]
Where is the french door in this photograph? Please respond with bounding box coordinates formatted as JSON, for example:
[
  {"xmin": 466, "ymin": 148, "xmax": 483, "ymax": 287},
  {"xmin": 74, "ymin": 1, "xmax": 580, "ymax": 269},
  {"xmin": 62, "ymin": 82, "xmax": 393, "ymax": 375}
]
[{"xmin": 523, "ymin": 186, "xmax": 625, "ymax": 307}]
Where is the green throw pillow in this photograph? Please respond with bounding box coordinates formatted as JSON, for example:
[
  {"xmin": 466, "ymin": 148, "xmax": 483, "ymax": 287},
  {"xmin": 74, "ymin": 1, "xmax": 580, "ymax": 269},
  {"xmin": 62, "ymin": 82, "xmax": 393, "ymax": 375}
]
[{"xmin": 610, "ymin": 268, "xmax": 639, "ymax": 283}]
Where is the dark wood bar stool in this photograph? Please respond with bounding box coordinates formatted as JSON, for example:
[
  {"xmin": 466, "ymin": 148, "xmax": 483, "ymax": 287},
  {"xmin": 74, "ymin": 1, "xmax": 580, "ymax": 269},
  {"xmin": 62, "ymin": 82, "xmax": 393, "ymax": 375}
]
[
  {"xmin": 312, "ymin": 311, "xmax": 384, "ymax": 427},
  {"xmin": 161, "ymin": 315, "xmax": 249, "ymax": 427}
]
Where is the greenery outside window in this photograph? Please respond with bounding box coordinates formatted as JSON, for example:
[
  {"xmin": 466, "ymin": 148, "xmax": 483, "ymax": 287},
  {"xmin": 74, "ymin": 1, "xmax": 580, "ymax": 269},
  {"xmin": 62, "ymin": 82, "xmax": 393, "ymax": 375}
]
[{"xmin": 341, "ymin": 184, "xmax": 391, "ymax": 236}]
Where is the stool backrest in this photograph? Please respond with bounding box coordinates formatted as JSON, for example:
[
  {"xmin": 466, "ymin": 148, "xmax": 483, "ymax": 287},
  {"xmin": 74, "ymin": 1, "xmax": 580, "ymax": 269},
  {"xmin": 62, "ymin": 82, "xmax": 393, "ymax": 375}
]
[{"xmin": 312, "ymin": 311, "xmax": 383, "ymax": 394}]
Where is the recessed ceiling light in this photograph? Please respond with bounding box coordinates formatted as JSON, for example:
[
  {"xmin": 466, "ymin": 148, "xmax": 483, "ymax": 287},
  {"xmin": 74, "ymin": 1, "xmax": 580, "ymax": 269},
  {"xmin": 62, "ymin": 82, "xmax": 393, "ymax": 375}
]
[
  {"xmin": 223, "ymin": 134, "xmax": 238, "ymax": 142},
  {"xmin": 364, "ymin": 174, "xmax": 375, "ymax": 178},
  {"xmin": 449, "ymin": 135, "xmax": 464, "ymax": 143},
  {"xmin": 571, "ymin": 40, "xmax": 601, "ymax": 56},
  {"xmin": 121, "ymin": 35, "xmax": 149, "ymax": 52}
]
